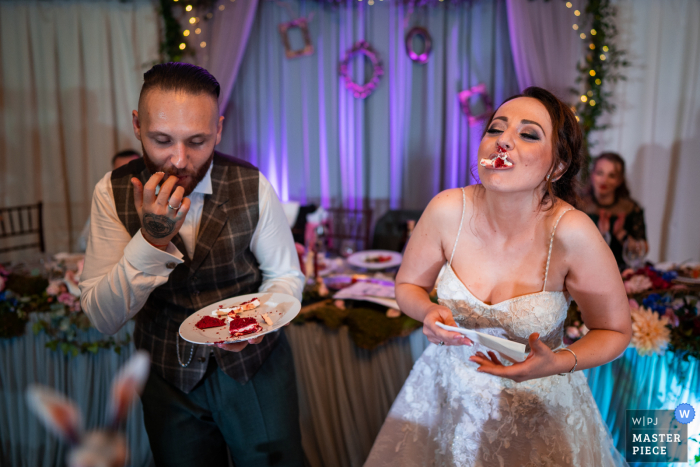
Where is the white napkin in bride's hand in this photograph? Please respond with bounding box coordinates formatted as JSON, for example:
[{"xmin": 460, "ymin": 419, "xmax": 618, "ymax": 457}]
[{"xmin": 436, "ymin": 322, "xmax": 528, "ymax": 362}]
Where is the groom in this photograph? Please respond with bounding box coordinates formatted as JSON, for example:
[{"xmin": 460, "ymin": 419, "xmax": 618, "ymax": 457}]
[{"xmin": 79, "ymin": 62, "xmax": 304, "ymax": 466}]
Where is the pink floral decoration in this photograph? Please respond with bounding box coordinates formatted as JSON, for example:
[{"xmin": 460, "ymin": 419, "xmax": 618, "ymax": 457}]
[
  {"xmin": 458, "ymin": 83, "xmax": 493, "ymax": 125},
  {"xmin": 624, "ymin": 275, "xmax": 653, "ymax": 294},
  {"xmin": 46, "ymin": 280, "xmax": 63, "ymax": 296},
  {"xmin": 663, "ymin": 307, "xmax": 679, "ymax": 327},
  {"xmin": 629, "ymin": 298, "xmax": 639, "ymax": 310},
  {"xmin": 339, "ymin": 41, "xmax": 384, "ymax": 99}
]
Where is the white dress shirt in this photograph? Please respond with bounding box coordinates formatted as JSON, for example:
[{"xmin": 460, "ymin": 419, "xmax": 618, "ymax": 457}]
[{"xmin": 79, "ymin": 163, "xmax": 304, "ymax": 335}]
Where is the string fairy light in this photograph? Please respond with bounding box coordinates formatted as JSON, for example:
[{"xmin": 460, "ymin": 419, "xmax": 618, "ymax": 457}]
[
  {"xmin": 183, "ymin": 30, "xmax": 190, "ymax": 37},
  {"xmin": 185, "ymin": 5, "xmax": 192, "ymax": 11}
]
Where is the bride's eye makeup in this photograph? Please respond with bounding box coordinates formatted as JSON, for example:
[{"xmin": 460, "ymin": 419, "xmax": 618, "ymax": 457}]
[
  {"xmin": 521, "ymin": 132, "xmax": 540, "ymax": 141},
  {"xmin": 486, "ymin": 126, "xmax": 503, "ymax": 135}
]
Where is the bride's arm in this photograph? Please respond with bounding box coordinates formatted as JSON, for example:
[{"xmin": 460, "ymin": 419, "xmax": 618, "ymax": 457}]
[
  {"xmin": 555, "ymin": 210, "xmax": 632, "ymax": 370},
  {"xmin": 396, "ymin": 189, "xmax": 471, "ymax": 347}
]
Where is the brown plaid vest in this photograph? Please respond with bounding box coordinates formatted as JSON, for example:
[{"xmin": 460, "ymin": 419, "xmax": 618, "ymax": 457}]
[{"xmin": 111, "ymin": 153, "xmax": 281, "ymax": 393}]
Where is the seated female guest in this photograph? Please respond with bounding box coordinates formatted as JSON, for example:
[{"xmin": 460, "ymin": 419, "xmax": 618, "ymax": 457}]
[{"xmin": 581, "ymin": 152, "xmax": 648, "ymax": 269}]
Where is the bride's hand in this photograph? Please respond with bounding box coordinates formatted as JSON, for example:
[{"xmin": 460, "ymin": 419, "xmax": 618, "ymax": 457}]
[
  {"xmin": 423, "ymin": 305, "xmax": 473, "ymax": 347},
  {"xmin": 468, "ymin": 333, "xmax": 573, "ymax": 382}
]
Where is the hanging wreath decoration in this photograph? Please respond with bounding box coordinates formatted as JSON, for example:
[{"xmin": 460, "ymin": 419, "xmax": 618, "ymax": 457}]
[
  {"xmin": 339, "ymin": 41, "xmax": 384, "ymax": 99},
  {"xmin": 278, "ymin": 17, "xmax": 314, "ymax": 59},
  {"xmin": 405, "ymin": 27, "xmax": 432, "ymax": 64},
  {"xmin": 458, "ymin": 83, "xmax": 493, "ymax": 125}
]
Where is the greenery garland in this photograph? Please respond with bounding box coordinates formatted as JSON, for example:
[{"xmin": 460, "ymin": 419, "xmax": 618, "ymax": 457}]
[
  {"xmin": 569, "ymin": 0, "xmax": 629, "ymax": 176},
  {"xmin": 158, "ymin": 0, "xmax": 218, "ymax": 63},
  {"xmin": 0, "ymin": 271, "xmax": 130, "ymax": 357}
]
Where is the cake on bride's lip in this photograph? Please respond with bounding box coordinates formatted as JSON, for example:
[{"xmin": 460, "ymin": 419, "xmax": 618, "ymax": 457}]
[
  {"xmin": 480, "ymin": 153, "xmax": 514, "ymax": 169},
  {"xmin": 480, "ymin": 145, "xmax": 514, "ymax": 169}
]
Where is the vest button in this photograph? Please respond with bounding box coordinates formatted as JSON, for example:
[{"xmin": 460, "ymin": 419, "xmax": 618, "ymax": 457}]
[
  {"xmin": 165, "ymin": 262, "xmax": 177, "ymax": 269},
  {"xmin": 198, "ymin": 357, "xmax": 206, "ymax": 363}
]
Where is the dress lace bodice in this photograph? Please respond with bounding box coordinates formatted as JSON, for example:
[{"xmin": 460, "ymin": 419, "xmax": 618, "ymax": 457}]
[{"xmin": 438, "ymin": 264, "xmax": 569, "ymax": 353}]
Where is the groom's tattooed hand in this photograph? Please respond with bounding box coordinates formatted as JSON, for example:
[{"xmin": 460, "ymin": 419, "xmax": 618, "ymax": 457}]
[{"xmin": 143, "ymin": 213, "xmax": 176, "ymax": 239}]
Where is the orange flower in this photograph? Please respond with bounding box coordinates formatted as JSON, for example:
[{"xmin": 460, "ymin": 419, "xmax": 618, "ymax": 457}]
[{"xmin": 631, "ymin": 306, "xmax": 670, "ymax": 356}]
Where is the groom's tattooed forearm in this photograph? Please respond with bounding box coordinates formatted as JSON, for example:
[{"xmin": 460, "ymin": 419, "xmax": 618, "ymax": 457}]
[{"xmin": 143, "ymin": 213, "xmax": 176, "ymax": 239}]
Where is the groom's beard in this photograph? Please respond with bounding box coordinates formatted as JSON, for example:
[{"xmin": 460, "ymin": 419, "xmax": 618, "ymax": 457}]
[{"xmin": 141, "ymin": 144, "xmax": 214, "ymax": 197}]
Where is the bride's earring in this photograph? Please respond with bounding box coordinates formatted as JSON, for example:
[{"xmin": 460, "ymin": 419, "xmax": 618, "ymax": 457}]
[{"xmin": 545, "ymin": 173, "xmax": 551, "ymax": 182}]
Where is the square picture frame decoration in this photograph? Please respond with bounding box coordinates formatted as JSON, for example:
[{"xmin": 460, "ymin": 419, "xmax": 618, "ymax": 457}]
[{"xmin": 278, "ymin": 18, "xmax": 314, "ymax": 59}]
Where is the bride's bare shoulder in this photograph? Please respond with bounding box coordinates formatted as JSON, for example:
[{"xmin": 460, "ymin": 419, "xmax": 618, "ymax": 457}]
[
  {"xmin": 424, "ymin": 186, "xmax": 476, "ymax": 223},
  {"xmin": 553, "ymin": 204, "xmax": 607, "ymax": 252}
]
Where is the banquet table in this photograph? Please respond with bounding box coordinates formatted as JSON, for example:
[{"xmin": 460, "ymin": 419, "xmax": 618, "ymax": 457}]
[{"xmin": 2, "ymin": 297, "xmax": 699, "ymax": 466}]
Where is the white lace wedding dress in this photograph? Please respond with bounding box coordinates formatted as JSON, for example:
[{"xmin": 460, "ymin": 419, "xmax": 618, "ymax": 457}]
[{"xmin": 365, "ymin": 192, "xmax": 627, "ymax": 467}]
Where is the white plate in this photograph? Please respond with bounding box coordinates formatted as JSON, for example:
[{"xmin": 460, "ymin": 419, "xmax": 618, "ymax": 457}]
[
  {"xmin": 178, "ymin": 293, "xmax": 301, "ymax": 345},
  {"xmin": 674, "ymin": 276, "xmax": 700, "ymax": 285},
  {"xmin": 347, "ymin": 250, "xmax": 403, "ymax": 270}
]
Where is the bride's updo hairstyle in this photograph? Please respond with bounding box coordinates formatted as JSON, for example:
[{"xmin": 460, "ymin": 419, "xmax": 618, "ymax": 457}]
[{"xmin": 482, "ymin": 86, "xmax": 583, "ymax": 209}]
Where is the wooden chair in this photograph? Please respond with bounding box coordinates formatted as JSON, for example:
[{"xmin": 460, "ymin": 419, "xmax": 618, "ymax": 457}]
[
  {"xmin": 0, "ymin": 202, "xmax": 45, "ymax": 255},
  {"xmin": 325, "ymin": 207, "xmax": 373, "ymax": 255}
]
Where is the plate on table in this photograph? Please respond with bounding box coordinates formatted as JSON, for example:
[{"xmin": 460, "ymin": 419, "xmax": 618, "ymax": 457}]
[
  {"xmin": 347, "ymin": 250, "xmax": 403, "ymax": 270},
  {"xmin": 179, "ymin": 293, "xmax": 301, "ymax": 345}
]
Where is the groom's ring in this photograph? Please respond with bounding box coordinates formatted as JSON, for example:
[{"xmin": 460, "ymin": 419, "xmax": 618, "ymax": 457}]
[
  {"xmin": 438, "ymin": 341, "xmax": 445, "ymax": 346},
  {"xmin": 168, "ymin": 202, "xmax": 182, "ymax": 210}
]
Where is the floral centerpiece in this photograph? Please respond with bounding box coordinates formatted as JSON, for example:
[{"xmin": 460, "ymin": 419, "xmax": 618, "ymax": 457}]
[
  {"xmin": 0, "ymin": 259, "xmax": 129, "ymax": 356},
  {"xmin": 565, "ymin": 265, "xmax": 700, "ymax": 361}
]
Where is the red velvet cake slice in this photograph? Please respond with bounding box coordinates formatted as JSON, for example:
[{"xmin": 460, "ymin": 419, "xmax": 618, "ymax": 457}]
[
  {"xmin": 229, "ymin": 317, "xmax": 262, "ymax": 337},
  {"xmin": 195, "ymin": 316, "xmax": 227, "ymax": 329}
]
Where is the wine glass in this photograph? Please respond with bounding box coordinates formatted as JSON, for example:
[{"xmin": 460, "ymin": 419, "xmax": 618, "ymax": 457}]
[
  {"xmin": 622, "ymin": 238, "xmax": 647, "ymax": 270},
  {"xmin": 340, "ymin": 239, "xmax": 356, "ymax": 258}
]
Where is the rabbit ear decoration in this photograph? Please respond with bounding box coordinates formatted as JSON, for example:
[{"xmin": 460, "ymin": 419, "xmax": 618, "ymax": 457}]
[
  {"xmin": 26, "ymin": 385, "xmax": 82, "ymax": 445},
  {"xmin": 107, "ymin": 351, "xmax": 150, "ymax": 428}
]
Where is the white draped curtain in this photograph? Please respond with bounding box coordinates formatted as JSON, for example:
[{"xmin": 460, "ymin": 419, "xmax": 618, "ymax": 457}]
[
  {"xmin": 0, "ymin": 0, "xmax": 159, "ymax": 254},
  {"xmin": 506, "ymin": 0, "xmax": 700, "ymax": 262},
  {"xmin": 218, "ymin": 0, "xmax": 519, "ymax": 212},
  {"xmin": 0, "ymin": 0, "xmax": 259, "ymax": 255},
  {"xmin": 186, "ymin": 0, "xmax": 259, "ymax": 113},
  {"xmin": 596, "ymin": 0, "xmax": 700, "ymax": 263},
  {"xmin": 506, "ymin": 0, "xmax": 585, "ymax": 101}
]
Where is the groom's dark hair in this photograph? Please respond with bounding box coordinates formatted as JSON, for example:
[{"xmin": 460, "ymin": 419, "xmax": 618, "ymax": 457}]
[{"xmin": 139, "ymin": 62, "xmax": 220, "ymax": 104}]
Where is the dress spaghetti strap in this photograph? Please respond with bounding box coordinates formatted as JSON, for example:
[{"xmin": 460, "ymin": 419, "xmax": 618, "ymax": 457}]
[
  {"xmin": 449, "ymin": 188, "xmax": 467, "ymax": 266},
  {"xmin": 543, "ymin": 208, "xmax": 574, "ymax": 292}
]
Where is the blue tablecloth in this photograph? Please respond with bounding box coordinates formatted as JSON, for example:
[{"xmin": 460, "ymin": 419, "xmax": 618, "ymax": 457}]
[
  {"xmin": 1, "ymin": 315, "xmax": 698, "ymax": 466},
  {"xmin": 0, "ymin": 314, "xmax": 152, "ymax": 467},
  {"xmin": 584, "ymin": 347, "xmax": 700, "ymax": 462}
]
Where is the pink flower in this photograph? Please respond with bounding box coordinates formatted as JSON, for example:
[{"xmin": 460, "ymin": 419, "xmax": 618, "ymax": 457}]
[
  {"xmin": 663, "ymin": 308, "xmax": 679, "ymax": 327},
  {"xmin": 624, "ymin": 275, "xmax": 653, "ymax": 294},
  {"xmin": 621, "ymin": 268, "xmax": 635, "ymax": 279},
  {"xmin": 566, "ymin": 326, "xmax": 580, "ymax": 339},
  {"xmin": 58, "ymin": 292, "xmax": 76, "ymax": 306},
  {"xmin": 46, "ymin": 280, "xmax": 62, "ymax": 296},
  {"xmin": 629, "ymin": 299, "xmax": 639, "ymax": 310}
]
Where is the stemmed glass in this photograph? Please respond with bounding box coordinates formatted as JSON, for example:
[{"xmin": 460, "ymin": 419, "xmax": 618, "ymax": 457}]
[{"xmin": 622, "ymin": 238, "xmax": 648, "ymax": 270}]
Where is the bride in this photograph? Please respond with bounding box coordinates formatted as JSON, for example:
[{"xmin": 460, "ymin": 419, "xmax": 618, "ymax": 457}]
[{"xmin": 365, "ymin": 87, "xmax": 631, "ymax": 466}]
